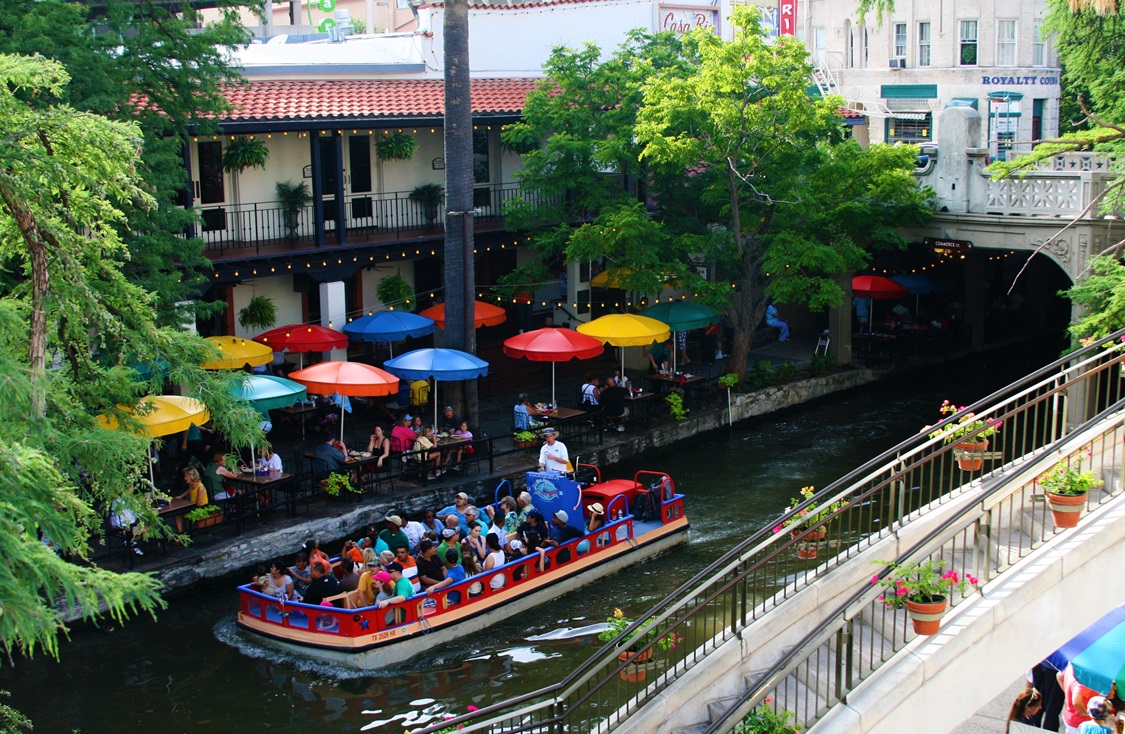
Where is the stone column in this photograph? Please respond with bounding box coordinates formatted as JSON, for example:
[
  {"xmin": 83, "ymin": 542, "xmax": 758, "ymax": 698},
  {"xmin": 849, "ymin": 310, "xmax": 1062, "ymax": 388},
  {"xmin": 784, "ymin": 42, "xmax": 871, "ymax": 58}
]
[{"xmin": 319, "ymin": 280, "xmax": 348, "ymax": 362}]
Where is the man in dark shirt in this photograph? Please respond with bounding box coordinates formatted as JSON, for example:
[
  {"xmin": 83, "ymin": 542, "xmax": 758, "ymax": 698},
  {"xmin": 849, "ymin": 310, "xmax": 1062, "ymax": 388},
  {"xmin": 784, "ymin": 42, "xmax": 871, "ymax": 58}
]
[
  {"xmin": 313, "ymin": 434, "xmax": 348, "ymax": 474},
  {"xmin": 546, "ymin": 510, "xmax": 584, "ymax": 563},
  {"xmin": 415, "ymin": 540, "xmax": 445, "ymax": 589},
  {"xmin": 438, "ymin": 405, "xmax": 461, "ymax": 434},
  {"xmin": 599, "ymin": 376, "xmax": 629, "ymax": 432},
  {"xmin": 301, "ymin": 561, "xmax": 342, "ymax": 606}
]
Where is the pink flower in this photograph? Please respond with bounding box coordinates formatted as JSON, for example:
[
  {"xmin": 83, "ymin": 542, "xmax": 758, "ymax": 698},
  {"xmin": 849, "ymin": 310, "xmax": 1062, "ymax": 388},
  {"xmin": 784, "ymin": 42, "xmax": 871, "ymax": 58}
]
[
  {"xmin": 765, "ymin": 697, "xmax": 773, "ymax": 703},
  {"xmin": 967, "ymin": 575, "xmax": 979, "ymax": 585},
  {"xmin": 466, "ymin": 706, "xmax": 479, "ymax": 712},
  {"xmin": 895, "ymin": 579, "xmax": 905, "ymax": 587},
  {"xmin": 871, "ymin": 575, "xmax": 880, "ymax": 585},
  {"xmin": 896, "ymin": 586, "xmax": 909, "ymax": 596},
  {"xmin": 773, "ymin": 525, "xmax": 782, "ymax": 534}
]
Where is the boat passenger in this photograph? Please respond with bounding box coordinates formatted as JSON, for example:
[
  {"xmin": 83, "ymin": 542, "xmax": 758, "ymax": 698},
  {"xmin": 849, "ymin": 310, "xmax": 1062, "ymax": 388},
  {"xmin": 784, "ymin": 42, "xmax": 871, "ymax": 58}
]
[
  {"xmin": 338, "ymin": 557, "xmax": 360, "ymax": 592},
  {"xmin": 265, "ymin": 559, "xmax": 296, "ymax": 600},
  {"xmin": 461, "ymin": 541, "xmax": 482, "ymax": 577},
  {"xmin": 523, "ymin": 531, "xmax": 549, "ymax": 573},
  {"xmin": 483, "ymin": 534, "xmax": 507, "ymax": 590},
  {"xmin": 486, "ymin": 509, "xmax": 506, "ymax": 543},
  {"xmin": 250, "ymin": 565, "xmax": 270, "ymax": 594},
  {"xmin": 505, "ymin": 538, "xmax": 527, "ymax": 562},
  {"xmin": 437, "ymin": 527, "xmax": 462, "ymax": 565},
  {"xmin": 402, "ymin": 516, "xmax": 428, "ymax": 553},
  {"xmin": 517, "ymin": 510, "xmax": 547, "ymax": 544},
  {"xmin": 340, "ymin": 539, "xmax": 364, "ymax": 565},
  {"xmin": 436, "ymin": 491, "xmax": 472, "ymax": 534},
  {"xmin": 378, "ymin": 549, "xmax": 396, "ymax": 573},
  {"xmin": 587, "ymin": 503, "xmax": 606, "ymax": 534},
  {"xmin": 393, "ymin": 545, "xmax": 420, "ymax": 593},
  {"xmin": 303, "ymin": 538, "xmax": 332, "ymax": 573},
  {"xmin": 464, "ymin": 506, "xmax": 489, "ymax": 536},
  {"xmin": 415, "ymin": 540, "xmax": 445, "ymax": 590},
  {"xmin": 430, "ymin": 550, "xmax": 468, "ymax": 605},
  {"xmin": 421, "ymin": 510, "xmax": 443, "ymax": 537},
  {"xmin": 378, "ymin": 515, "xmax": 409, "ymax": 554},
  {"xmin": 354, "ymin": 562, "xmax": 390, "ymax": 607},
  {"xmin": 302, "ymin": 561, "xmax": 342, "ymax": 606},
  {"xmin": 465, "ymin": 521, "xmax": 488, "ymax": 564},
  {"xmin": 376, "ymin": 562, "xmax": 414, "ymax": 609},
  {"xmin": 288, "ymin": 552, "xmax": 312, "ymax": 597},
  {"xmin": 516, "ymin": 492, "xmax": 537, "ymax": 526}
]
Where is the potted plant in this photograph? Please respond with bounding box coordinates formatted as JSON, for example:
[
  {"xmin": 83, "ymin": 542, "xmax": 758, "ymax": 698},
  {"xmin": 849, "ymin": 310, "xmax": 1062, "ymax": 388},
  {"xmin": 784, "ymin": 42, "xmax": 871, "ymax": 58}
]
[
  {"xmin": 185, "ymin": 504, "xmax": 224, "ymax": 530},
  {"xmin": 322, "ymin": 472, "xmax": 360, "ymax": 497},
  {"xmin": 222, "ymin": 136, "xmax": 270, "ymax": 224},
  {"xmin": 409, "ymin": 183, "xmax": 444, "ymax": 226},
  {"xmin": 598, "ymin": 608, "xmax": 681, "ymax": 682},
  {"xmin": 375, "ymin": 131, "xmax": 417, "ymax": 161},
  {"xmin": 871, "ymin": 559, "xmax": 979, "ymax": 635},
  {"xmin": 772, "ymin": 486, "xmax": 847, "ymax": 559},
  {"xmin": 513, "ymin": 430, "xmax": 538, "ymax": 450},
  {"xmin": 735, "ymin": 700, "xmax": 801, "ymax": 733},
  {"xmin": 275, "ymin": 180, "xmax": 312, "ymax": 243},
  {"xmin": 665, "ymin": 391, "xmax": 689, "ymax": 421},
  {"xmin": 376, "ymin": 274, "xmax": 415, "ymax": 312},
  {"xmin": 238, "ymin": 295, "xmax": 278, "ymax": 332},
  {"xmin": 1039, "ymin": 449, "xmax": 1102, "ymax": 528},
  {"xmin": 927, "ymin": 400, "xmax": 1002, "ymax": 471}
]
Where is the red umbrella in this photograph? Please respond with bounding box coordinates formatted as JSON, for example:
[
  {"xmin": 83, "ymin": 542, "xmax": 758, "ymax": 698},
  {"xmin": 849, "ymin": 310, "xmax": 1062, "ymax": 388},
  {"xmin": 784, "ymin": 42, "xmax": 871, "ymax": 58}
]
[
  {"xmin": 503, "ymin": 328, "xmax": 605, "ymax": 407},
  {"xmin": 419, "ymin": 301, "xmax": 507, "ymax": 329},
  {"xmin": 289, "ymin": 361, "xmax": 399, "ymax": 442},
  {"xmin": 254, "ymin": 324, "xmax": 349, "ymax": 353},
  {"xmin": 852, "ymin": 275, "xmax": 908, "ymax": 334},
  {"xmin": 852, "ymin": 275, "xmax": 909, "ymax": 300}
]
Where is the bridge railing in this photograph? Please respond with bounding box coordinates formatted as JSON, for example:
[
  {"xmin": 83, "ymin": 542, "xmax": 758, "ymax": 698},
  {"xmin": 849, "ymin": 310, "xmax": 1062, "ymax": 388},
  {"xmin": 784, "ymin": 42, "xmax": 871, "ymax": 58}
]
[
  {"xmin": 971, "ymin": 152, "xmax": 1119, "ymax": 218},
  {"xmin": 415, "ymin": 331, "xmax": 1125, "ymax": 734},
  {"xmin": 707, "ymin": 396, "xmax": 1125, "ymax": 732}
]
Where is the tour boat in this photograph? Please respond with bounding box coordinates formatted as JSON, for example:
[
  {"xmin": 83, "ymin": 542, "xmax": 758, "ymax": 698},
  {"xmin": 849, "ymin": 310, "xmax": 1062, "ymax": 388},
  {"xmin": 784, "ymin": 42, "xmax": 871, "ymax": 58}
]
[{"xmin": 235, "ymin": 466, "xmax": 689, "ymax": 669}]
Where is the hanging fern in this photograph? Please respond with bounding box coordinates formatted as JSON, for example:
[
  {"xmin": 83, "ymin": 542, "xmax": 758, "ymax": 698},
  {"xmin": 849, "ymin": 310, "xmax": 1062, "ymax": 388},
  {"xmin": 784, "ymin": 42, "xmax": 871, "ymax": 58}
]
[
  {"xmin": 375, "ymin": 131, "xmax": 417, "ymax": 161},
  {"xmin": 239, "ymin": 295, "xmax": 278, "ymax": 330},
  {"xmin": 377, "ymin": 274, "xmax": 415, "ymax": 312},
  {"xmin": 222, "ymin": 137, "xmax": 270, "ymax": 173}
]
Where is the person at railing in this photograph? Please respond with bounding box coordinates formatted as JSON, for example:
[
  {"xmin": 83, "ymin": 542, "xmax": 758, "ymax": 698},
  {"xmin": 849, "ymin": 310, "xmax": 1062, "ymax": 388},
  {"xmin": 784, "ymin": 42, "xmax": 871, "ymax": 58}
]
[
  {"xmin": 366, "ymin": 425, "xmax": 391, "ymax": 469},
  {"xmin": 437, "ymin": 490, "xmax": 472, "ymax": 534},
  {"xmin": 544, "ymin": 510, "xmax": 584, "ymax": 563},
  {"xmin": 392, "ymin": 544, "xmax": 420, "ymax": 593},
  {"xmin": 586, "ymin": 503, "xmax": 606, "ymax": 534},
  {"xmin": 265, "ymin": 558, "xmax": 295, "ymax": 601},
  {"xmin": 443, "ymin": 420, "xmax": 474, "ymax": 471},
  {"xmin": 389, "ymin": 415, "xmax": 416, "ymax": 454},
  {"xmin": 375, "ymin": 561, "xmax": 414, "ymax": 609},
  {"xmin": 483, "ymin": 533, "xmax": 507, "ymax": 590},
  {"xmin": 353, "ymin": 560, "xmax": 387, "ymax": 607},
  {"xmin": 523, "ymin": 530, "xmax": 550, "ymax": 573},
  {"xmin": 288, "ymin": 551, "xmax": 312, "ymax": 598},
  {"xmin": 537, "ymin": 429, "xmax": 569, "ymax": 473},
  {"xmin": 465, "ymin": 521, "xmax": 488, "ymax": 564},
  {"xmin": 415, "ymin": 539, "xmax": 445, "ymax": 590},
  {"xmin": 410, "ymin": 425, "xmax": 443, "ymax": 479},
  {"xmin": 337, "ymin": 557, "xmax": 360, "ymax": 593},
  {"xmin": 301, "ymin": 561, "xmax": 342, "ymax": 606},
  {"xmin": 599, "ymin": 377, "xmax": 629, "ymax": 432},
  {"xmin": 430, "ymin": 549, "xmax": 468, "ymax": 605}
]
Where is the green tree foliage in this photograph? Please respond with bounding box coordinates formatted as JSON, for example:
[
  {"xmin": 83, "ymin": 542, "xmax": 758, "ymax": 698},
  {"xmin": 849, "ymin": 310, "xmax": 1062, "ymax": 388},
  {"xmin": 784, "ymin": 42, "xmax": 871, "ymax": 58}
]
[
  {"xmin": 0, "ymin": 53, "xmax": 262, "ymax": 664},
  {"xmin": 0, "ymin": 0, "xmax": 256, "ymax": 326},
  {"xmin": 508, "ymin": 9, "xmax": 931, "ymax": 378}
]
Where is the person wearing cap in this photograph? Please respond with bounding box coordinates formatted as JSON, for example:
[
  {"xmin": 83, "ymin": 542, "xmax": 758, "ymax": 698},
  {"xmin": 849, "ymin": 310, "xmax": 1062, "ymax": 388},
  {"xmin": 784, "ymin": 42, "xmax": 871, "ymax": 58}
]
[
  {"xmin": 437, "ymin": 491, "xmax": 473, "ymax": 534},
  {"xmin": 354, "ymin": 564, "xmax": 391, "ymax": 606},
  {"xmin": 376, "ymin": 561, "xmax": 414, "ymax": 608},
  {"xmin": 537, "ymin": 428, "xmax": 569, "ymax": 473},
  {"xmin": 586, "ymin": 503, "xmax": 606, "ymax": 533},
  {"xmin": 415, "ymin": 540, "xmax": 445, "ymax": 589},
  {"xmin": 517, "ymin": 509, "xmax": 547, "ymax": 545},
  {"xmin": 438, "ymin": 405, "xmax": 461, "ymax": 434},
  {"xmin": 378, "ymin": 515, "xmax": 409, "ymax": 555},
  {"xmin": 1078, "ymin": 696, "xmax": 1115, "ymax": 734},
  {"xmin": 544, "ymin": 510, "xmax": 583, "ymax": 562},
  {"xmin": 437, "ymin": 527, "xmax": 462, "ymax": 566}
]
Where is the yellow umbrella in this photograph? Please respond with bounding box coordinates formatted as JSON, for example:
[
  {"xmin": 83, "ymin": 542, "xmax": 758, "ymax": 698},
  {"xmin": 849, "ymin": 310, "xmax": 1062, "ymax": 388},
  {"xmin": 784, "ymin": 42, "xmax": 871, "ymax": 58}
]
[
  {"xmin": 577, "ymin": 314, "xmax": 671, "ymax": 377},
  {"xmin": 98, "ymin": 395, "xmax": 211, "ymax": 438},
  {"xmin": 591, "ymin": 268, "xmax": 679, "ymax": 289},
  {"xmin": 201, "ymin": 336, "xmax": 274, "ymax": 370}
]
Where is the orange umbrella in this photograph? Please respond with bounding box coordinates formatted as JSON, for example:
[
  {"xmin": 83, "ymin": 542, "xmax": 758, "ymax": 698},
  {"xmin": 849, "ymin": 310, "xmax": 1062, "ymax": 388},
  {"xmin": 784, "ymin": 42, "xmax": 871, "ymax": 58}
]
[
  {"xmin": 419, "ymin": 301, "xmax": 507, "ymax": 329},
  {"xmin": 289, "ymin": 361, "xmax": 400, "ymax": 442}
]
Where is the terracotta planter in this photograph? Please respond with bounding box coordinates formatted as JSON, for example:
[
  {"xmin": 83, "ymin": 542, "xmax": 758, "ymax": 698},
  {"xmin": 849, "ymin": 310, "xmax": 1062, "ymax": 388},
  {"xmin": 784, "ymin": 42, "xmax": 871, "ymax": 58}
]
[
  {"xmin": 792, "ymin": 528, "xmax": 828, "ymax": 559},
  {"xmin": 904, "ymin": 596, "xmax": 948, "ymax": 636},
  {"xmin": 193, "ymin": 511, "xmax": 223, "ymax": 530},
  {"xmin": 955, "ymin": 439, "xmax": 989, "ymax": 471},
  {"xmin": 514, "ymin": 439, "xmax": 537, "ymax": 450},
  {"xmin": 1047, "ymin": 491, "xmax": 1088, "ymax": 528},
  {"xmin": 617, "ymin": 648, "xmax": 652, "ymax": 682}
]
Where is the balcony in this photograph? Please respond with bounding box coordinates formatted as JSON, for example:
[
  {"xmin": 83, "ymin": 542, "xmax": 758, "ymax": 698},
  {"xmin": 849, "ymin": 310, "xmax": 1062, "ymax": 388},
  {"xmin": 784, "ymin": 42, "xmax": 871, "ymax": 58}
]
[{"xmin": 195, "ymin": 182, "xmax": 561, "ymax": 262}]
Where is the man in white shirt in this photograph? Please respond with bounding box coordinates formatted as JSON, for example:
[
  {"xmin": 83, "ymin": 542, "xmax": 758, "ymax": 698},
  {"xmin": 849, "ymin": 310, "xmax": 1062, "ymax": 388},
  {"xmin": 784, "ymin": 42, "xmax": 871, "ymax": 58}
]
[{"xmin": 537, "ymin": 428, "xmax": 569, "ymax": 473}]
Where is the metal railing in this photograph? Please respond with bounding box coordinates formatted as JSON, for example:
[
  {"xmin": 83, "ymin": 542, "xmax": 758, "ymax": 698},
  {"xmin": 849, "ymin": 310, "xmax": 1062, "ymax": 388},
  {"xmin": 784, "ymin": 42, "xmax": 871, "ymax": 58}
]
[
  {"xmin": 414, "ymin": 331, "xmax": 1125, "ymax": 734},
  {"xmin": 708, "ymin": 397, "xmax": 1125, "ymax": 732},
  {"xmin": 194, "ymin": 182, "xmax": 564, "ymax": 256}
]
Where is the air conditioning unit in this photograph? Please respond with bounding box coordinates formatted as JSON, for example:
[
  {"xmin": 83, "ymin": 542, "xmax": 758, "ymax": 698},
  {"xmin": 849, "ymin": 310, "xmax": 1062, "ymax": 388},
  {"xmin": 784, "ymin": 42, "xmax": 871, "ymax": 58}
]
[{"xmin": 888, "ymin": 57, "xmax": 907, "ymax": 69}]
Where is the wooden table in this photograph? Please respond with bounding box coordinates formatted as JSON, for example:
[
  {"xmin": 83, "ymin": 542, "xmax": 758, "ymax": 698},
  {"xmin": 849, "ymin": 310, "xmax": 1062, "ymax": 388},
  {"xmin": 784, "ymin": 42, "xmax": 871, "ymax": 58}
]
[
  {"xmin": 275, "ymin": 404, "xmax": 317, "ymax": 440},
  {"xmin": 550, "ymin": 406, "xmax": 587, "ymax": 422},
  {"xmin": 622, "ymin": 391, "xmax": 657, "ymax": 426},
  {"xmin": 645, "ymin": 373, "xmax": 707, "ymax": 391},
  {"xmin": 227, "ymin": 471, "xmax": 299, "ymax": 521}
]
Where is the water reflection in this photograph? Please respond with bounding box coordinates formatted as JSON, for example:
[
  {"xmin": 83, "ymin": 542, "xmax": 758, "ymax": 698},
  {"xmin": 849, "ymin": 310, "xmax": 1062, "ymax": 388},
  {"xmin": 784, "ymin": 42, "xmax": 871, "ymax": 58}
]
[{"xmin": 0, "ymin": 343, "xmax": 1060, "ymax": 732}]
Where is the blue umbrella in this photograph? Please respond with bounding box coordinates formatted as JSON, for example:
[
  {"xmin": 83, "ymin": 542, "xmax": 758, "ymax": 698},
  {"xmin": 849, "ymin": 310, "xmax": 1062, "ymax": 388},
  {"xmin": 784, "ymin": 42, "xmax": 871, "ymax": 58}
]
[
  {"xmin": 890, "ymin": 273, "xmax": 951, "ymax": 295},
  {"xmin": 383, "ymin": 348, "xmax": 489, "ymax": 429},
  {"xmin": 1044, "ymin": 605, "xmax": 1125, "ymax": 695},
  {"xmin": 343, "ymin": 311, "xmax": 436, "ymax": 356}
]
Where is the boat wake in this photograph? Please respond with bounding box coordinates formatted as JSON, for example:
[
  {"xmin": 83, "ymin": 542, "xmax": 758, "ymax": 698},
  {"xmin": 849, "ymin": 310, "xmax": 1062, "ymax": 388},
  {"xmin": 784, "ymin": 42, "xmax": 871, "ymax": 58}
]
[
  {"xmin": 526, "ymin": 622, "xmax": 608, "ymax": 641},
  {"xmin": 212, "ymin": 615, "xmax": 373, "ymax": 680}
]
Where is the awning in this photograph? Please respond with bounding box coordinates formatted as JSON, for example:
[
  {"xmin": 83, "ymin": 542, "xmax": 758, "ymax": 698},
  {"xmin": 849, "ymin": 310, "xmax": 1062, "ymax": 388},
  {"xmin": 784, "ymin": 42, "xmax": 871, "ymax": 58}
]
[{"xmin": 945, "ymin": 97, "xmax": 979, "ymax": 110}]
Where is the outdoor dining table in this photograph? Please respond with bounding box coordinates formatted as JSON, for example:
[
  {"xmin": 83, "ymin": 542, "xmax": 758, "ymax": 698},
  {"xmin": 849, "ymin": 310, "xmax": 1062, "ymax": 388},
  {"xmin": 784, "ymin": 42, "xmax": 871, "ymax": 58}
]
[
  {"xmin": 274, "ymin": 403, "xmax": 317, "ymax": 440},
  {"xmin": 226, "ymin": 470, "xmax": 299, "ymax": 522},
  {"xmin": 622, "ymin": 391, "xmax": 658, "ymax": 427},
  {"xmin": 549, "ymin": 406, "xmax": 587, "ymax": 422}
]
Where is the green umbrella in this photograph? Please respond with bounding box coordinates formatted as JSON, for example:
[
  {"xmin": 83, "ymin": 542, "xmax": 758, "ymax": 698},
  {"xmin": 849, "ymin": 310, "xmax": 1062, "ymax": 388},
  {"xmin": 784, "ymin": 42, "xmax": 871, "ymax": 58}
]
[
  {"xmin": 231, "ymin": 375, "xmax": 308, "ymax": 414},
  {"xmin": 640, "ymin": 301, "xmax": 719, "ymax": 372}
]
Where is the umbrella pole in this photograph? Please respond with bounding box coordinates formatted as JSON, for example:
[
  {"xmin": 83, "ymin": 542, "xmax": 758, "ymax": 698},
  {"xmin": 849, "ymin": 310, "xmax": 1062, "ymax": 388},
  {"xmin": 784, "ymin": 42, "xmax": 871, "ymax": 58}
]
[
  {"xmin": 672, "ymin": 333, "xmax": 677, "ymax": 374},
  {"xmin": 340, "ymin": 408, "xmax": 345, "ymax": 446},
  {"xmin": 551, "ymin": 362, "xmax": 556, "ymax": 408},
  {"xmin": 434, "ymin": 381, "xmax": 439, "ymax": 431}
]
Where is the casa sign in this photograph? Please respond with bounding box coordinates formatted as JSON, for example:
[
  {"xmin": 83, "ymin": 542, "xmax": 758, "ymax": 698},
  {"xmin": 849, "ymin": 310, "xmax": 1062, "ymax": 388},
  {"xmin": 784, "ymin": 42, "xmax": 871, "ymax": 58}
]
[{"xmin": 658, "ymin": 4, "xmax": 718, "ymax": 34}]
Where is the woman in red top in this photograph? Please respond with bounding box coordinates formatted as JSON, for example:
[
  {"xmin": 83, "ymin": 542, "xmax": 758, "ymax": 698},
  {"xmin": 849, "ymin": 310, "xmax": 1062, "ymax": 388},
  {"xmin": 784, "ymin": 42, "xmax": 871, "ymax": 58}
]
[
  {"xmin": 303, "ymin": 538, "xmax": 331, "ymax": 573},
  {"xmin": 1058, "ymin": 663, "xmax": 1098, "ymax": 733}
]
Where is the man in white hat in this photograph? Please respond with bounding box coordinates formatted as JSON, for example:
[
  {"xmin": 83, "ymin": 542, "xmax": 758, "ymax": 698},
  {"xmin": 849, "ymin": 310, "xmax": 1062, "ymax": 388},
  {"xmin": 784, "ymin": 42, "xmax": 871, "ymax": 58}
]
[
  {"xmin": 437, "ymin": 491, "xmax": 472, "ymax": 535},
  {"xmin": 537, "ymin": 428, "xmax": 569, "ymax": 473}
]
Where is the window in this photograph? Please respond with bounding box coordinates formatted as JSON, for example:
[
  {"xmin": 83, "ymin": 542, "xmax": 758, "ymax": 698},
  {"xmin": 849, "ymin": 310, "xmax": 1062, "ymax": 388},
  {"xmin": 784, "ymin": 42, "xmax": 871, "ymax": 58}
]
[
  {"xmin": 1033, "ymin": 19, "xmax": 1046, "ymax": 66},
  {"xmin": 893, "ymin": 23, "xmax": 907, "ymax": 58},
  {"xmin": 917, "ymin": 22, "xmax": 931, "ymax": 67},
  {"xmin": 960, "ymin": 20, "xmax": 978, "ymax": 66},
  {"xmin": 887, "ymin": 113, "xmax": 932, "ymax": 144},
  {"xmin": 996, "ymin": 20, "xmax": 1017, "ymax": 66},
  {"xmin": 197, "ymin": 141, "xmax": 224, "ymax": 205},
  {"xmin": 472, "ymin": 127, "xmax": 490, "ymax": 184}
]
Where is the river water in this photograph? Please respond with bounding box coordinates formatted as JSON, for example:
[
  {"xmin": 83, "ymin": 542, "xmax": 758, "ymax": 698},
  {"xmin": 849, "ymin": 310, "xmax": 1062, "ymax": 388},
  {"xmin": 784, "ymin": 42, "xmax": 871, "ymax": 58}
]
[{"xmin": 0, "ymin": 343, "xmax": 1058, "ymax": 732}]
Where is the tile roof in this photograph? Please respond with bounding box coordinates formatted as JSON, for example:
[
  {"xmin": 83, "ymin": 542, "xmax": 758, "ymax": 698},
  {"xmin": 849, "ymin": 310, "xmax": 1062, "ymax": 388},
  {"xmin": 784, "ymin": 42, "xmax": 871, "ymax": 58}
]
[
  {"xmin": 218, "ymin": 78, "xmax": 540, "ymax": 122},
  {"xmin": 838, "ymin": 107, "xmax": 867, "ymax": 119}
]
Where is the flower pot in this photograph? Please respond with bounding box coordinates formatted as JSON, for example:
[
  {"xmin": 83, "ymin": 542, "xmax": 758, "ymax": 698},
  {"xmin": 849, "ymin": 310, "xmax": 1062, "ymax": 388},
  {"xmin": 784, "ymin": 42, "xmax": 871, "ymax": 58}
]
[
  {"xmin": 955, "ymin": 439, "xmax": 989, "ymax": 471},
  {"xmin": 617, "ymin": 649, "xmax": 651, "ymax": 682},
  {"xmin": 514, "ymin": 439, "xmax": 536, "ymax": 450},
  {"xmin": 193, "ymin": 511, "xmax": 223, "ymax": 530},
  {"xmin": 1047, "ymin": 491, "xmax": 1088, "ymax": 528},
  {"xmin": 791, "ymin": 528, "xmax": 828, "ymax": 559},
  {"xmin": 904, "ymin": 596, "xmax": 948, "ymax": 635}
]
